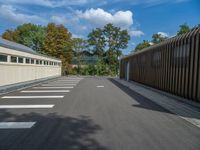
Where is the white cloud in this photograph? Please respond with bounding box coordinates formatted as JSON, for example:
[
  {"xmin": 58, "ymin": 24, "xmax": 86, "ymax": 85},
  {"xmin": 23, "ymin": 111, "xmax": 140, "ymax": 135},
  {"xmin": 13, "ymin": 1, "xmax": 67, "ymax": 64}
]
[
  {"xmin": 51, "ymin": 15, "xmax": 68, "ymax": 24},
  {"xmin": 129, "ymin": 30, "xmax": 144, "ymax": 37},
  {"xmin": 157, "ymin": 32, "xmax": 169, "ymax": 37},
  {"xmin": 77, "ymin": 8, "xmax": 133, "ymax": 29},
  {"xmin": 0, "ymin": 5, "xmax": 44, "ymax": 24}
]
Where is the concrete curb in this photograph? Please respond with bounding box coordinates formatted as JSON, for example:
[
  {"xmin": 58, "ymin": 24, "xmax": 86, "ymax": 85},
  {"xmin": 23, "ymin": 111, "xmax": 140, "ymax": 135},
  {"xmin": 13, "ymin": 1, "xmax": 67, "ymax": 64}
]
[
  {"xmin": 113, "ymin": 78, "xmax": 200, "ymax": 128},
  {"xmin": 0, "ymin": 76, "xmax": 61, "ymax": 96}
]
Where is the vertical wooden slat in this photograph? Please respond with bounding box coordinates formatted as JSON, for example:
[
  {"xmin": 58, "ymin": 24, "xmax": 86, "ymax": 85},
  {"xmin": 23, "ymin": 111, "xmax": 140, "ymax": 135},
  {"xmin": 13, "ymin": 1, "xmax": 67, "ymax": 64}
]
[
  {"xmin": 177, "ymin": 34, "xmax": 185, "ymax": 96},
  {"xmin": 197, "ymin": 28, "xmax": 200, "ymax": 102},
  {"xmin": 192, "ymin": 29, "xmax": 200, "ymax": 101},
  {"xmin": 188, "ymin": 29, "xmax": 198, "ymax": 100}
]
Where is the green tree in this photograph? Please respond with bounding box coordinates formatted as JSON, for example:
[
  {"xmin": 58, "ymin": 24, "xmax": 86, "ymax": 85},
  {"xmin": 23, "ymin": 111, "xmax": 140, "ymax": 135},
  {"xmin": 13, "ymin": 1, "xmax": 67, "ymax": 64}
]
[
  {"xmin": 43, "ymin": 23, "xmax": 73, "ymax": 73},
  {"xmin": 72, "ymin": 38, "xmax": 88, "ymax": 74},
  {"xmin": 88, "ymin": 23, "xmax": 130, "ymax": 75},
  {"xmin": 177, "ymin": 23, "xmax": 190, "ymax": 35},
  {"xmin": 134, "ymin": 40, "xmax": 151, "ymax": 52},
  {"xmin": 152, "ymin": 33, "xmax": 167, "ymax": 44},
  {"xmin": 88, "ymin": 28, "xmax": 106, "ymax": 57},
  {"xmin": 2, "ymin": 23, "xmax": 46, "ymax": 52}
]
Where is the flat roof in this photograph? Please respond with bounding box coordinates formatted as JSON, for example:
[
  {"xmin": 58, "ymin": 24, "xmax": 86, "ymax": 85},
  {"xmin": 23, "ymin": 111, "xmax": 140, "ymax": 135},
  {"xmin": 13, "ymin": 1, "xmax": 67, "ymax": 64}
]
[{"xmin": 0, "ymin": 37, "xmax": 60, "ymax": 61}]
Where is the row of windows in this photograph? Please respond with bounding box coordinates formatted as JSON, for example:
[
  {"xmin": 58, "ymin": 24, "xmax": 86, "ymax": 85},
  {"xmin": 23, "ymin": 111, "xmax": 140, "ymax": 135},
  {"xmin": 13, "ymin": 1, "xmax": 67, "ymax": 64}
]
[{"xmin": 0, "ymin": 54, "xmax": 61, "ymax": 66}]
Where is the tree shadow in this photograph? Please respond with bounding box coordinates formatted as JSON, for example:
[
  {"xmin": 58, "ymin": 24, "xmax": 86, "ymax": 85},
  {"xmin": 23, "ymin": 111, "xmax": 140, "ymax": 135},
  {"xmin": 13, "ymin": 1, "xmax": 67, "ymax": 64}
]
[{"xmin": 0, "ymin": 110, "xmax": 107, "ymax": 150}]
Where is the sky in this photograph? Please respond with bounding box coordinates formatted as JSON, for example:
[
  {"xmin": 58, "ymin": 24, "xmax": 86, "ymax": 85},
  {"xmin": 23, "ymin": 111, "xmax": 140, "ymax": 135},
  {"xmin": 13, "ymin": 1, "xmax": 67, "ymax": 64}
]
[{"xmin": 0, "ymin": 0, "xmax": 199, "ymax": 54}]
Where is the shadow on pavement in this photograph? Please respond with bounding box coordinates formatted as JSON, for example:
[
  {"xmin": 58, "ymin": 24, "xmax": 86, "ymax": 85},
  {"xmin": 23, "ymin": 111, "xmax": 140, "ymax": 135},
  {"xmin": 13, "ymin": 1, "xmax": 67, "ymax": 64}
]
[
  {"xmin": 108, "ymin": 78, "xmax": 173, "ymax": 114},
  {"xmin": 0, "ymin": 110, "xmax": 107, "ymax": 150}
]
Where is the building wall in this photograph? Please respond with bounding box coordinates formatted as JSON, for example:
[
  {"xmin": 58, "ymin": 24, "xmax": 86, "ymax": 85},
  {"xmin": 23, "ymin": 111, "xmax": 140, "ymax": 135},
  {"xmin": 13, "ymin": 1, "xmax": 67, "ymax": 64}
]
[
  {"xmin": 120, "ymin": 27, "xmax": 200, "ymax": 102},
  {"xmin": 0, "ymin": 46, "xmax": 61, "ymax": 86}
]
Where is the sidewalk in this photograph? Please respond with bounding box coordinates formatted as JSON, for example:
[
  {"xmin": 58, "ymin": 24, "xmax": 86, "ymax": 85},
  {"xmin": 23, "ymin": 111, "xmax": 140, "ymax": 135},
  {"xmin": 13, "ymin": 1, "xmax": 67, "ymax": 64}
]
[{"xmin": 114, "ymin": 78, "xmax": 200, "ymax": 128}]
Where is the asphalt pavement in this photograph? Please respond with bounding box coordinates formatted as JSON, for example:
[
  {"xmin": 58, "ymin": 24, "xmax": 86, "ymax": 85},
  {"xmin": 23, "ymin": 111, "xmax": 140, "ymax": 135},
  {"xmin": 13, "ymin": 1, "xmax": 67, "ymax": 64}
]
[{"xmin": 0, "ymin": 77, "xmax": 199, "ymax": 150}]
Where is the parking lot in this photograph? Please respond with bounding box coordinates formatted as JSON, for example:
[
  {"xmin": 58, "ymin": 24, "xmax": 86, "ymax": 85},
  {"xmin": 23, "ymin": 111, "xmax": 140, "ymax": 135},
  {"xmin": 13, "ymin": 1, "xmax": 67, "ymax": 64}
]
[{"xmin": 0, "ymin": 77, "xmax": 199, "ymax": 150}]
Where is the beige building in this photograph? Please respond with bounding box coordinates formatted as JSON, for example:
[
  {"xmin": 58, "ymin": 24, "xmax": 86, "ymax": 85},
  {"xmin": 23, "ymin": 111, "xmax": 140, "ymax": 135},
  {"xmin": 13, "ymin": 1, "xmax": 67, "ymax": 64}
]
[{"xmin": 0, "ymin": 37, "xmax": 61, "ymax": 87}]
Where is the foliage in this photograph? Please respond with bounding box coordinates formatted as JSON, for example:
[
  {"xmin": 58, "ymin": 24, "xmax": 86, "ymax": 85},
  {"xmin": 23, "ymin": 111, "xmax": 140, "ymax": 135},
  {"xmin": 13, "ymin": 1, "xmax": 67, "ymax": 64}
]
[
  {"xmin": 88, "ymin": 28, "xmax": 106, "ymax": 57},
  {"xmin": 152, "ymin": 33, "xmax": 168, "ymax": 44},
  {"xmin": 177, "ymin": 23, "xmax": 190, "ymax": 35},
  {"xmin": 2, "ymin": 23, "xmax": 46, "ymax": 52},
  {"xmin": 43, "ymin": 23, "xmax": 73, "ymax": 73},
  {"xmin": 87, "ymin": 23, "xmax": 130, "ymax": 76},
  {"xmin": 134, "ymin": 40, "xmax": 151, "ymax": 52}
]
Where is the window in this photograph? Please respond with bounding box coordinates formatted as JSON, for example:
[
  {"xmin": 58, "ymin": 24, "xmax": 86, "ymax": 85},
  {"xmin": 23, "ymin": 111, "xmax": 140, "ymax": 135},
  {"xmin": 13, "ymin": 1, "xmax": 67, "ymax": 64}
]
[
  {"xmin": 26, "ymin": 58, "xmax": 30, "ymax": 64},
  {"xmin": 11, "ymin": 56, "xmax": 17, "ymax": 63},
  {"xmin": 18, "ymin": 57, "xmax": 24, "ymax": 63},
  {"xmin": 40, "ymin": 60, "xmax": 43, "ymax": 65},
  {"xmin": 0, "ymin": 54, "xmax": 7, "ymax": 62},
  {"xmin": 36, "ymin": 60, "xmax": 39, "ymax": 64},
  {"xmin": 31, "ymin": 59, "xmax": 35, "ymax": 64}
]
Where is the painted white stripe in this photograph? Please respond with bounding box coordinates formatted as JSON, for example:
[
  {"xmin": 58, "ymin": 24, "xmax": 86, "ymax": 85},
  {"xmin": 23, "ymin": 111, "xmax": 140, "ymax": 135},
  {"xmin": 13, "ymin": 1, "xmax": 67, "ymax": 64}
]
[
  {"xmin": 20, "ymin": 90, "xmax": 70, "ymax": 93},
  {"xmin": 42, "ymin": 84, "xmax": 76, "ymax": 86},
  {"xmin": 0, "ymin": 105, "xmax": 54, "ymax": 108},
  {"xmin": 49, "ymin": 82, "xmax": 79, "ymax": 84},
  {"xmin": 96, "ymin": 85, "xmax": 104, "ymax": 88},
  {"xmin": 1, "ymin": 96, "xmax": 64, "ymax": 99},
  {"xmin": 0, "ymin": 122, "xmax": 35, "ymax": 129},
  {"xmin": 57, "ymin": 79, "xmax": 82, "ymax": 81},
  {"xmin": 32, "ymin": 87, "xmax": 74, "ymax": 89}
]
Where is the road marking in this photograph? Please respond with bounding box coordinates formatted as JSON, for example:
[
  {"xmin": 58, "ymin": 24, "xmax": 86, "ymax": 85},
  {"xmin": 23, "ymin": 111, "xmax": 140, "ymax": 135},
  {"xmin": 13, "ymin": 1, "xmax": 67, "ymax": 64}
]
[
  {"xmin": 0, "ymin": 105, "xmax": 55, "ymax": 108},
  {"xmin": 0, "ymin": 122, "xmax": 36, "ymax": 129},
  {"xmin": 42, "ymin": 84, "xmax": 76, "ymax": 86},
  {"xmin": 1, "ymin": 96, "xmax": 64, "ymax": 99},
  {"xmin": 96, "ymin": 85, "xmax": 104, "ymax": 88},
  {"xmin": 20, "ymin": 90, "xmax": 70, "ymax": 93},
  {"xmin": 32, "ymin": 87, "xmax": 74, "ymax": 89},
  {"xmin": 49, "ymin": 82, "xmax": 79, "ymax": 84}
]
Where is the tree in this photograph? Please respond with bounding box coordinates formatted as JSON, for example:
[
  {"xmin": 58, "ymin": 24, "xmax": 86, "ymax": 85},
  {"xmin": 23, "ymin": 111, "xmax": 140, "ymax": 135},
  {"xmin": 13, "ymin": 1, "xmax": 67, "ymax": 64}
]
[
  {"xmin": 2, "ymin": 23, "xmax": 46, "ymax": 52},
  {"xmin": 43, "ymin": 23, "xmax": 73, "ymax": 72},
  {"xmin": 177, "ymin": 23, "xmax": 190, "ymax": 35},
  {"xmin": 134, "ymin": 40, "xmax": 151, "ymax": 52},
  {"xmin": 87, "ymin": 23, "xmax": 130, "ymax": 75},
  {"xmin": 88, "ymin": 28, "xmax": 106, "ymax": 57},
  {"xmin": 72, "ymin": 38, "xmax": 88, "ymax": 74},
  {"xmin": 2, "ymin": 29, "xmax": 17, "ymax": 41},
  {"xmin": 152, "ymin": 33, "xmax": 167, "ymax": 44}
]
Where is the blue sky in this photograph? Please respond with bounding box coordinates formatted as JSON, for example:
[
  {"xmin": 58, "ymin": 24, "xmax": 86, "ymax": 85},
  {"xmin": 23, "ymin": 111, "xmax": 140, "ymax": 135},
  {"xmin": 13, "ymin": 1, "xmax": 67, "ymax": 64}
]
[{"xmin": 0, "ymin": 0, "xmax": 199, "ymax": 54}]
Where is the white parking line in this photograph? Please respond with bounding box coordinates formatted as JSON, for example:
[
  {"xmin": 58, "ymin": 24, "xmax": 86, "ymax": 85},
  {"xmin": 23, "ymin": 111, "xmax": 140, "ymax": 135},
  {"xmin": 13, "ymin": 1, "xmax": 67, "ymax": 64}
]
[
  {"xmin": 32, "ymin": 87, "xmax": 74, "ymax": 89},
  {"xmin": 0, "ymin": 122, "xmax": 36, "ymax": 129},
  {"xmin": 0, "ymin": 105, "xmax": 55, "ymax": 108},
  {"xmin": 20, "ymin": 90, "xmax": 70, "ymax": 93},
  {"xmin": 42, "ymin": 84, "xmax": 76, "ymax": 86},
  {"xmin": 96, "ymin": 85, "xmax": 104, "ymax": 88},
  {"xmin": 49, "ymin": 82, "xmax": 79, "ymax": 84},
  {"xmin": 1, "ymin": 96, "xmax": 64, "ymax": 99}
]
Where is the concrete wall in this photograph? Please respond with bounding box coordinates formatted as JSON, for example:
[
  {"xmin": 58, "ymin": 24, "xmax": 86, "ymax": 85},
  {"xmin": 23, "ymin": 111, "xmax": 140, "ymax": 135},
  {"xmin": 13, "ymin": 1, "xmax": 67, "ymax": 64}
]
[{"xmin": 0, "ymin": 46, "xmax": 61, "ymax": 86}]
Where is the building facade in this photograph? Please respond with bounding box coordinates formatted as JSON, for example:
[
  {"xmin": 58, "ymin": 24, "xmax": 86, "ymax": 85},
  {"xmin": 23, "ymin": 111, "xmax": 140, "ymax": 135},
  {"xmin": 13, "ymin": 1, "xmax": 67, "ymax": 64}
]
[
  {"xmin": 0, "ymin": 37, "xmax": 61, "ymax": 86},
  {"xmin": 120, "ymin": 27, "xmax": 200, "ymax": 102}
]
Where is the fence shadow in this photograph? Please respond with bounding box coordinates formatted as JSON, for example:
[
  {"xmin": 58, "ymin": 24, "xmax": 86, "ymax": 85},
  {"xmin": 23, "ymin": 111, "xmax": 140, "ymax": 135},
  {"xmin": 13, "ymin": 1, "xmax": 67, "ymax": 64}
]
[
  {"xmin": 109, "ymin": 78, "xmax": 200, "ymax": 121},
  {"xmin": 109, "ymin": 78, "xmax": 174, "ymax": 114}
]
